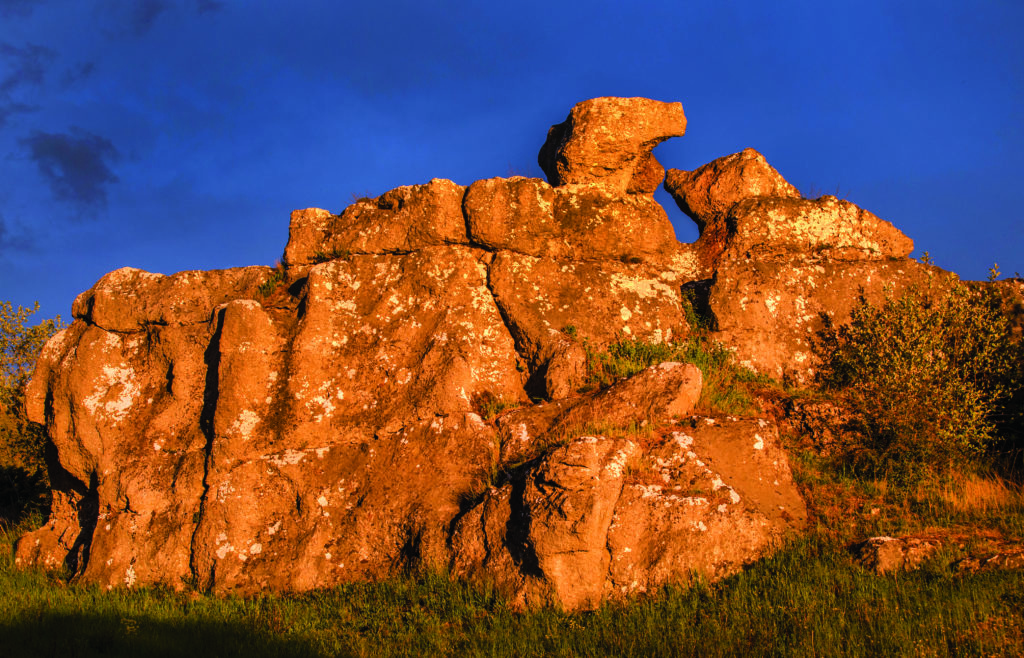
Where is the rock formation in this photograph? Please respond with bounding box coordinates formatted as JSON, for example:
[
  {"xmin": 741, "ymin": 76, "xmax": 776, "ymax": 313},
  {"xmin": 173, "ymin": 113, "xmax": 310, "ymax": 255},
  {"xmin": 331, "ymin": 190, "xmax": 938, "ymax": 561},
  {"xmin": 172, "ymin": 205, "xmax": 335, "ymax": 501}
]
[{"xmin": 16, "ymin": 97, "xmax": 938, "ymax": 610}]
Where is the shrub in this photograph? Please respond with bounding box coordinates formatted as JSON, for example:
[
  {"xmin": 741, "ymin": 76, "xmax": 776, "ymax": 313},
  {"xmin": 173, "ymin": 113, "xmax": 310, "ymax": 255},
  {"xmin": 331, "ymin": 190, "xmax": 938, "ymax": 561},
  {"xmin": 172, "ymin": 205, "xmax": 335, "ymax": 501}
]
[
  {"xmin": 814, "ymin": 274, "xmax": 1020, "ymax": 483},
  {"xmin": 1, "ymin": 301, "xmax": 64, "ymax": 523}
]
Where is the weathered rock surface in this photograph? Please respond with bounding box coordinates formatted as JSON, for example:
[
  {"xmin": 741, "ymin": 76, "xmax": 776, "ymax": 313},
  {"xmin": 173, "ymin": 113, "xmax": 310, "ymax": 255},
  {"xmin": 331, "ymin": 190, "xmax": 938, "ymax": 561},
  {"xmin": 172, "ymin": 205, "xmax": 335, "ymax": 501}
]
[
  {"xmin": 665, "ymin": 147, "xmax": 801, "ymax": 234},
  {"xmin": 855, "ymin": 532, "xmax": 1024, "ymax": 577},
  {"xmin": 665, "ymin": 148, "xmax": 935, "ymax": 381},
  {"xmin": 452, "ymin": 413, "xmax": 804, "ymax": 608},
  {"xmin": 19, "ymin": 95, "xmax": 962, "ymax": 609},
  {"xmin": 283, "ymin": 178, "xmax": 468, "ymax": 268},
  {"xmin": 538, "ymin": 97, "xmax": 686, "ymax": 194}
]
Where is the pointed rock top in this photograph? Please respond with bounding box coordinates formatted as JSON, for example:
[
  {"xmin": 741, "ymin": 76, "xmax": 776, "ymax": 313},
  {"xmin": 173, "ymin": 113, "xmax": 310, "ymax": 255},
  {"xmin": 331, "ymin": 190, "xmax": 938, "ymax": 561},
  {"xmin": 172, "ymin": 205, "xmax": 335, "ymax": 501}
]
[{"xmin": 664, "ymin": 148, "xmax": 801, "ymax": 231}]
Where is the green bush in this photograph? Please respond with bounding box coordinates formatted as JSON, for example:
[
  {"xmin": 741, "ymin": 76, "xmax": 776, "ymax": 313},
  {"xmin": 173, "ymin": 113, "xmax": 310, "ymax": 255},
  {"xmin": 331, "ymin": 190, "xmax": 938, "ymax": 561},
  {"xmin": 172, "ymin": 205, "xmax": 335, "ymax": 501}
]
[
  {"xmin": 1, "ymin": 301, "xmax": 64, "ymax": 524},
  {"xmin": 814, "ymin": 274, "xmax": 1021, "ymax": 483}
]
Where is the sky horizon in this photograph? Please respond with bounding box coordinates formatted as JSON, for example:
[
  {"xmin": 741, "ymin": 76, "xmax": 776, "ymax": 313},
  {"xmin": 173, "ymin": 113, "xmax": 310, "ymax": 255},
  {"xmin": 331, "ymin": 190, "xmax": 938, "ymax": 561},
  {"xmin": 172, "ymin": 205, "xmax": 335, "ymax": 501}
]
[{"xmin": 1, "ymin": 1, "xmax": 1022, "ymax": 321}]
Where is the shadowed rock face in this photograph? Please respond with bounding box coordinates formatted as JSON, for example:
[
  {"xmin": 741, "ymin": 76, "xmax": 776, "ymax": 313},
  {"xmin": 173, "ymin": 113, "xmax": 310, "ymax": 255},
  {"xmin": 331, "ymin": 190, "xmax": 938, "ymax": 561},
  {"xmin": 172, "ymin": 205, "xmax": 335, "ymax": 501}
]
[{"xmin": 17, "ymin": 96, "xmax": 941, "ymax": 609}]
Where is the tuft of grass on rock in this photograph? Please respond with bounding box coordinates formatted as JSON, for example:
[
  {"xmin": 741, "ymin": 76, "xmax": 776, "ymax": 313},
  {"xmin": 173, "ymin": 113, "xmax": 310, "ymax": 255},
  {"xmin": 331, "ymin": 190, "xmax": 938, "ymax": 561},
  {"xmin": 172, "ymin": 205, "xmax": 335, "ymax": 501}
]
[
  {"xmin": 257, "ymin": 267, "xmax": 285, "ymax": 297},
  {"xmin": 581, "ymin": 335, "xmax": 773, "ymax": 416}
]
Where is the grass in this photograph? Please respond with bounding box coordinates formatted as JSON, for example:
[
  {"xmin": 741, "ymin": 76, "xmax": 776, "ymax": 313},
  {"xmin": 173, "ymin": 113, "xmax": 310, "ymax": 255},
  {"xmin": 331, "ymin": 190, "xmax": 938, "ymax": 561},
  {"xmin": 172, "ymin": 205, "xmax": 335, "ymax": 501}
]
[
  {"xmin": 789, "ymin": 446, "xmax": 1024, "ymax": 545},
  {"xmin": 257, "ymin": 267, "xmax": 285, "ymax": 297},
  {"xmin": 474, "ymin": 394, "xmax": 522, "ymax": 421},
  {"xmin": 4, "ymin": 412, "xmax": 1023, "ymax": 657},
  {"xmin": 312, "ymin": 246, "xmax": 352, "ymax": 264},
  {"xmin": 2, "ymin": 513, "xmax": 1022, "ymax": 657},
  {"xmin": 581, "ymin": 335, "xmax": 775, "ymax": 415}
]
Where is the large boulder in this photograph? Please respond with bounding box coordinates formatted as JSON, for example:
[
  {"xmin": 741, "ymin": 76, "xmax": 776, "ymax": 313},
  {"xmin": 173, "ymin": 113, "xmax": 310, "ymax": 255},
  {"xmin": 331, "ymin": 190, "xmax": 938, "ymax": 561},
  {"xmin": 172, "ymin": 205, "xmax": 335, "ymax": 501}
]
[
  {"xmin": 665, "ymin": 148, "xmax": 913, "ymax": 272},
  {"xmin": 282, "ymin": 178, "xmax": 468, "ymax": 268},
  {"xmin": 451, "ymin": 412, "xmax": 805, "ymax": 609},
  {"xmin": 538, "ymin": 97, "xmax": 686, "ymax": 195},
  {"xmin": 665, "ymin": 148, "xmax": 924, "ymax": 381},
  {"xmin": 464, "ymin": 176, "xmax": 679, "ymax": 263}
]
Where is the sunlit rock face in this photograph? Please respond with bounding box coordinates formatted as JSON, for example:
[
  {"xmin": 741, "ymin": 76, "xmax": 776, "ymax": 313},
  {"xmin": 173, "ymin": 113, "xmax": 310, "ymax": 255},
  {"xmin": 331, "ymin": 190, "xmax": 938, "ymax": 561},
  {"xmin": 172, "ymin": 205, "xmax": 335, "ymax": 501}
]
[{"xmin": 17, "ymin": 96, "xmax": 939, "ymax": 610}]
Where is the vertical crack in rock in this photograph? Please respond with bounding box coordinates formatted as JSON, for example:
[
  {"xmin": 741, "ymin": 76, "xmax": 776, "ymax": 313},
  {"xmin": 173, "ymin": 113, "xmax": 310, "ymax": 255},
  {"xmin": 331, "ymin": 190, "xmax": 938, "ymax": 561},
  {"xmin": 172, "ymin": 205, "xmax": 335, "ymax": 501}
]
[
  {"xmin": 188, "ymin": 307, "xmax": 225, "ymax": 590},
  {"xmin": 481, "ymin": 259, "xmax": 542, "ymax": 399}
]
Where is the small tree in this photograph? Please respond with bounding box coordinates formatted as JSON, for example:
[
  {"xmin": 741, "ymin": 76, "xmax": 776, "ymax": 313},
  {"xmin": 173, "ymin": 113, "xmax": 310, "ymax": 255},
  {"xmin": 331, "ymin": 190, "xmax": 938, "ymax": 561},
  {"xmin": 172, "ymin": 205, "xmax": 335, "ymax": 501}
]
[
  {"xmin": 815, "ymin": 275, "xmax": 1019, "ymax": 484},
  {"xmin": 1, "ymin": 301, "xmax": 64, "ymax": 521}
]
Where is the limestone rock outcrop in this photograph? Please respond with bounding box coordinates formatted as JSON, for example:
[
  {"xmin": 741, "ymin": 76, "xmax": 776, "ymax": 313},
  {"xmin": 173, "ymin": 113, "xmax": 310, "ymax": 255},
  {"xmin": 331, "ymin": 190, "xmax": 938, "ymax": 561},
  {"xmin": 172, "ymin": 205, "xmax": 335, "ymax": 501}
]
[
  {"xmin": 17, "ymin": 96, "xmax": 947, "ymax": 609},
  {"xmin": 665, "ymin": 148, "xmax": 936, "ymax": 381}
]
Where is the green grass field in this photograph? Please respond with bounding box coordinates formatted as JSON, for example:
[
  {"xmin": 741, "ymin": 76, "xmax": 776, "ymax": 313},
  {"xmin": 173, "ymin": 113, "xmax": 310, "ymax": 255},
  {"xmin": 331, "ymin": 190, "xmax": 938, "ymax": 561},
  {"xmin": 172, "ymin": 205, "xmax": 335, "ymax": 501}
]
[{"xmin": 3, "ymin": 489, "xmax": 1023, "ymax": 658}]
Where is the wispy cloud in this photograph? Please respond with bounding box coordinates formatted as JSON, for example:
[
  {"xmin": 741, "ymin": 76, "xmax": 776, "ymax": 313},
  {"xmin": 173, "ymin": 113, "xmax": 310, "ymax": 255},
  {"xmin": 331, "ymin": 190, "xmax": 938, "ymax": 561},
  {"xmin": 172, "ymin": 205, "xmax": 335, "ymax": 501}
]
[
  {"xmin": 0, "ymin": 0, "xmax": 45, "ymax": 19},
  {"xmin": 130, "ymin": 0, "xmax": 169, "ymax": 35},
  {"xmin": 0, "ymin": 212, "xmax": 33, "ymax": 254},
  {"xmin": 0, "ymin": 100, "xmax": 37, "ymax": 128},
  {"xmin": 60, "ymin": 61, "xmax": 95, "ymax": 88},
  {"xmin": 0, "ymin": 42, "xmax": 53, "ymax": 127},
  {"xmin": 19, "ymin": 128, "xmax": 121, "ymax": 210},
  {"xmin": 195, "ymin": 0, "xmax": 223, "ymax": 14},
  {"xmin": 0, "ymin": 42, "xmax": 55, "ymax": 94}
]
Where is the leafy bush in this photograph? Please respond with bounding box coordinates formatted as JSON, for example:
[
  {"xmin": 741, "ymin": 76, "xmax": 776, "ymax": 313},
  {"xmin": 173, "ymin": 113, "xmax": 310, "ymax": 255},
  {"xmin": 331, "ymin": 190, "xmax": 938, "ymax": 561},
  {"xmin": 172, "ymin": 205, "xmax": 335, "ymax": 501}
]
[
  {"xmin": 1, "ymin": 301, "xmax": 64, "ymax": 523},
  {"xmin": 815, "ymin": 275, "xmax": 1021, "ymax": 483}
]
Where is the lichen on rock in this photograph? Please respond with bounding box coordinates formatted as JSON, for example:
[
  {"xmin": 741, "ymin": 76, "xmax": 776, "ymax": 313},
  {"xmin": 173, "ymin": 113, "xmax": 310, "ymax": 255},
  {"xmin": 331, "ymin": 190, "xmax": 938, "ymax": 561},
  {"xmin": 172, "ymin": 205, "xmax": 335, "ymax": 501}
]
[{"xmin": 17, "ymin": 96, "xmax": 946, "ymax": 610}]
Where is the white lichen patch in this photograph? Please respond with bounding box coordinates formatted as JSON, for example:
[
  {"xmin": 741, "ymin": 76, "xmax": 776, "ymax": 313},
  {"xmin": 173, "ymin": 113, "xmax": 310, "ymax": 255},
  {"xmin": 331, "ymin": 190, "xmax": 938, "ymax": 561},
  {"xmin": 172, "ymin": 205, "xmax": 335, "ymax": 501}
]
[
  {"xmin": 83, "ymin": 364, "xmax": 141, "ymax": 425},
  {"xmin": 609, "ymin": 272, "xmax": 679, "ymax": 301},
  {"xmin": 753, "ymin": 434, "xmax": 765, "ymax": 451},
  {"xmin": 263, "ymin": 449, "xmax": 307, "ymax": 467},
  {"xmin": 602, "ymin": 445, "xmax": 636, "ymax": 479},
  {"xmin": 671, "ymin": 432, "xmax": 694, "ymax": 450},
  {"xmin": 229, "ymin": 409, "xmax": 261, "ymax": 440},
  {"xmin": 215, "ymin": 533, "xmax": 235, "ymax": 559},
  {"xmin": 250, "ymin": 543, "xmax": 262, "ymax": 555}
]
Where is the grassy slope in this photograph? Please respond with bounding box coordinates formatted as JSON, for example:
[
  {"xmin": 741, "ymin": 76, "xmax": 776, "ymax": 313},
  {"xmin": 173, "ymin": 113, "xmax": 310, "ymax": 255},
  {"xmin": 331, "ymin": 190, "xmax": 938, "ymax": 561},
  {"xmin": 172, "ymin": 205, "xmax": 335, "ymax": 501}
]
[
  {"xmin": 2, "ymin": 465, "xmax": 1023, "ymax": 657},
  {"xmin": 2, "ymin": 337, "xmax": 1023, "ymax": 657},
  {"xmin": 2, "ymin": 534, "xmax": 1022, "ymax": 657}
]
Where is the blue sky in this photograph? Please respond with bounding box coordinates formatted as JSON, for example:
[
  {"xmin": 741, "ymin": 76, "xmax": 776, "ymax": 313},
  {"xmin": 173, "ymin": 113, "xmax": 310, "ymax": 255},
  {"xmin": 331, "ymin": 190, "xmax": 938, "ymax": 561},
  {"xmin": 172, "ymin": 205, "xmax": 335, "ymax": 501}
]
[{"xmin": 1, "ymin": 0, "xmax": 1022, "ymax": 320}]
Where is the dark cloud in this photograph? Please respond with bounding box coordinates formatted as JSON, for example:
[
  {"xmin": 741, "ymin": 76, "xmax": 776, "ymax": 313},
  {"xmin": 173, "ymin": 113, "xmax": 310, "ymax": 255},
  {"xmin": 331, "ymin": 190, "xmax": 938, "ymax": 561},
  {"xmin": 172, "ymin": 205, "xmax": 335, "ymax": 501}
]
[
  {"xmin": 196, "ymin": 0, "xmax": 223, "ymax": 14},
  {"xmin": 130, "ymin": 0, "xmax": 169, "ymax": 35},
  {"xmin": 19, "ymin": 128, "xmax": 120, "ymax": 209},
  {"xmin": 0, "ymin": 42, "xmax": 55, "ymax": 94},
  {"xmin": 0, "ymin": 100, "xmax": 37, "ymax": 128},
  {"xmin": 0, "ymin": 0, "xmax": 45, "ymax": 19},
  {"xmin": 60, "ymin": 61, "xmax": 95, "ymax": 88},
  {"xmin": 0, "ymin": 212, "xmax": 33, "ymax": 254},
  {"xmin": 0, "ymin": 42, "xmax": 53, "ymax": 128}
]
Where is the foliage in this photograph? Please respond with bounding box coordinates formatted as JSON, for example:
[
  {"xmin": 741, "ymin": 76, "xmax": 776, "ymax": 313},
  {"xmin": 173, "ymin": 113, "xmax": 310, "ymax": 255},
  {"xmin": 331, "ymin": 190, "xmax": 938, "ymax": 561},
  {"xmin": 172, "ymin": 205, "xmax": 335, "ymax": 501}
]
[
  {"xmin": 474, "ymin": 394, "xmax": 521, "ymax": 421},
  {"xmin": 582, "ymin": 335, "xmax": 772, "ymax": 415},
  {"xmin": 257, "ymin": 267, "xmax": 285, "ymax": 297},
  {"xmin": 1, "ymin": 302, "xmax": 64, "ymax": 524},
  {"xmin": 311, "ymin": 246, "xmax": 352, "ymax": 264},
  {"xmin": 814, "ymin": 273, "xmax": 1021, "ymax": 484}
]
